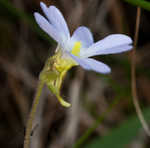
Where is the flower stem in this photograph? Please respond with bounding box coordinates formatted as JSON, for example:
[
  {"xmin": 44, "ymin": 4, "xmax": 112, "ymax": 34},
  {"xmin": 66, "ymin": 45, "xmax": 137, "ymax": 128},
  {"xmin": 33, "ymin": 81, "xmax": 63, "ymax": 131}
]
[{"xmin": 24, "ymin": 80, "xmax": 44, "ymax": 148}]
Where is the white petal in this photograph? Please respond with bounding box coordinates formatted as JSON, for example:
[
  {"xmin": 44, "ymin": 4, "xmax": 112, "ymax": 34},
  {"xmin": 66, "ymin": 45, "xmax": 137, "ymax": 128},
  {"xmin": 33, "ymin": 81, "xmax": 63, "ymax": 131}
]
[
  {"xmin": 96, "ymin": 44, "xmax": 132, "ymax": 55},
  {"xmin": 40, "ymin": 2, "xmax": 70, "ymax": 41},
  {"xmin": 34, "ymin": 12, "xmax": 62, "ymax": 43},
  {"xmin": 70, "ymin": 26, "xmax": 94, "ymax": 48},
  {"xmin": 81, "ymin": 34, "xmax": 133, "ymax": 58},
  {"xmin": 83, "ymin": 58, "xmax": 111, "ymax": 74},
  {"xmin": 82, "ymin": 45, "xmax": 133, "ymax": 58},
  {"xmin": 68, "ymin": 53, "xmax": 111, "ymax": 74}
]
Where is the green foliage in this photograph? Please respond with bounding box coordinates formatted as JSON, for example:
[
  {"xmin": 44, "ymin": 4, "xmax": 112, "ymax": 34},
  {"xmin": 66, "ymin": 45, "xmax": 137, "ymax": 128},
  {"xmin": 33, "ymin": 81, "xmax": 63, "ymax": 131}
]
[
  {"xmin": 85, "ymin": 107, "xmax": 150, "ymax": 148},
  {"xmin": 123, "ymin": 0, "xmax": 150, "ymax": 11}
]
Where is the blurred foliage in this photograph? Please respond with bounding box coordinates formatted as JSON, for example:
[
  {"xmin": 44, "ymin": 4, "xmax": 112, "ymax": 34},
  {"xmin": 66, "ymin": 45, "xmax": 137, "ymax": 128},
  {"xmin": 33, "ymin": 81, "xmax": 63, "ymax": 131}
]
[
  {"xmin": 86, "ymin": 107, "xmax": 150, "ymax": 148},
  {"xmin": 0, "ymin": 0, "xmax": 150, "ymax": 148},
  {"xmin": 0, "ymin": 0, "xmax": 54, "ymax": 43}
]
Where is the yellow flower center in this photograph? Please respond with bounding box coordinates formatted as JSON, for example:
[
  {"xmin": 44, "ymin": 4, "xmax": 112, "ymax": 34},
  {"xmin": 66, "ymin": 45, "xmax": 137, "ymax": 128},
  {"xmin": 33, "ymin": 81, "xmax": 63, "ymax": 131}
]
[{"xmin": 71, "ymin": 41, "xmax": 81, "ymax": 57}]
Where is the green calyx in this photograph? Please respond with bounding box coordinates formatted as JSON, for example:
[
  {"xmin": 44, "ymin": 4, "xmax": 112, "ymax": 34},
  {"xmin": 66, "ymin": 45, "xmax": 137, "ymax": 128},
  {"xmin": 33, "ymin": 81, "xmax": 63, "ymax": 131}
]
[{"xmin": 39, "ymin": 49, "xmax": 76, "ymax": 107}]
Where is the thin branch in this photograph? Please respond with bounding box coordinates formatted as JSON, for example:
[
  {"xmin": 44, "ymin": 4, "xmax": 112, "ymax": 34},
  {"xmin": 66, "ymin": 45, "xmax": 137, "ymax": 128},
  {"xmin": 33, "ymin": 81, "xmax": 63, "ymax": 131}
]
[{"xmin": 131, "ymin": 7, "xmax": 150, "ymax": 136}]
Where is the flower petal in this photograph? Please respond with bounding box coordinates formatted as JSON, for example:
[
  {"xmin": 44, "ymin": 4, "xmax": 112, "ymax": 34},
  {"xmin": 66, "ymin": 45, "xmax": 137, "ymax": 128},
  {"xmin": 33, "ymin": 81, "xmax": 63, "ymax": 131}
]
[
  {"xmin": 81, "ymin": 34, "xmax": 133, "ymax": 58},
  {"xmin": 82, "ymin": 45, "xmax": 133, "ymax": 58},
  {"xmin": 34, "ymin": 12, "xmax": 62, "ymax": 43},
  {"xmin": 83, "ymin": 58, "xmax": 111, "ymax": 74},
  {"xmin": 70, "ymin": 26, "xmax": 94, "ymax": 49},
  {"xmin": 69, "ymin": 53, "xmax": 111, "ymax": 74},
  {"xmin": 40, "ymin": 2, "xmax": 70, "ymax": 41}
]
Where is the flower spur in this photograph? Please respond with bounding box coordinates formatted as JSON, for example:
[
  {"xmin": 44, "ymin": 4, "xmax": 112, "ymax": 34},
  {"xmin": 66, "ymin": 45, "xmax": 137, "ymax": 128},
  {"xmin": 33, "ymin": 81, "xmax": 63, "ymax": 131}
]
[{"xmin": 34, "ymin": 2, "xmax": 133, "ymax": 107}]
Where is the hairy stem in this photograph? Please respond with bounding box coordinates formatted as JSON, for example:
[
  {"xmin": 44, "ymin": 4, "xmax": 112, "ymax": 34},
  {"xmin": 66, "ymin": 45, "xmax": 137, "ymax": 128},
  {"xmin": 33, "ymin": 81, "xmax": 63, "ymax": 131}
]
[
  {"xmin": 131, "ymin": 7, "xmax": 150, "ymax": 136},
  {"xmin": 24, "ymin": 81, "xmax": 44, "ymax": 148}
]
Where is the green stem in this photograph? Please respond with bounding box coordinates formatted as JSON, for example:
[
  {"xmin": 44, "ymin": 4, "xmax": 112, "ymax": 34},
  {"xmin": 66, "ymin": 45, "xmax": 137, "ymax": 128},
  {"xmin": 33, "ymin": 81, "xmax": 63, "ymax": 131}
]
[
  {"xmin": 24, "ymin": 81, "xmax": 44, "ymax": 148},
  {"xmin": 123, "ymin": 0, "xmax": 150, "ymax": 11}
]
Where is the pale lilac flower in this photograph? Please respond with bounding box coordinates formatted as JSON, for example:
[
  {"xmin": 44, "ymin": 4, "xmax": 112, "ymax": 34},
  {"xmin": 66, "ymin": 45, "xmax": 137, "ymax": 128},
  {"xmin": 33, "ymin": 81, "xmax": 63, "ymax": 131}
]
[{"xmin": 34, "ymin": 2, "xmax": 133, "ymax": 74}]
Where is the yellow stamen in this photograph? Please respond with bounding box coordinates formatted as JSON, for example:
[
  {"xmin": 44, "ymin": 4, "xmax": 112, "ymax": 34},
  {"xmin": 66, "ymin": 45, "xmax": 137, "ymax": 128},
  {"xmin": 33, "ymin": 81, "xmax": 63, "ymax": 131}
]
[{"xmin": 71, "ymin": 41, "xmax": 81, "ymax": 56}]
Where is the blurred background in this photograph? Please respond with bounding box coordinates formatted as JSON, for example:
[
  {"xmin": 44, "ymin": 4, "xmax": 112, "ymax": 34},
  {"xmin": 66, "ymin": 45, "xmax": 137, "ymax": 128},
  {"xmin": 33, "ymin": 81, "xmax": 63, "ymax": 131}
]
[{"xmin": 0, "ymin": 0, "xmax": 150, "ymax": 148}]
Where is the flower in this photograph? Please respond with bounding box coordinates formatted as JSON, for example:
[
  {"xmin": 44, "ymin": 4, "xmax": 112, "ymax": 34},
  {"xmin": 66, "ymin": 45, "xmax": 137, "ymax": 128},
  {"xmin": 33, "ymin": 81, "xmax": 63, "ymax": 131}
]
[
  {"xmin": 34, "ymin": 2, "xmax": 133, "ymax": 107},
  {"xmin": 34, "ymin": 2, "xmax": 132, "ymax": 74}
]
